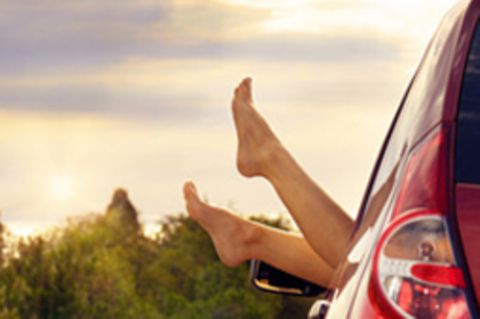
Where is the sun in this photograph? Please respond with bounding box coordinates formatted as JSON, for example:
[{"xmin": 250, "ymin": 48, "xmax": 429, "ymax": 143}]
[{"xmin": 49, "ymin": 174, "xmax": 75, "ymax": 202}]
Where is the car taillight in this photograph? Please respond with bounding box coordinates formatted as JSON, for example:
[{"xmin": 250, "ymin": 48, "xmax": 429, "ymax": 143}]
[
  {"xmin": 372, "ymin": 210, "xmax": 469, "ymax": 318},
  {"xmin": 369, "ymin": 128, "xmax": 472, "ymax": 318}
]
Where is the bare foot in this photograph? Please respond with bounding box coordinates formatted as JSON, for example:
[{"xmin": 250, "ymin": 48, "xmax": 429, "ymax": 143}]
[
  {"xmin": 232, "ymin": 77, "xmax": 283, "ymax": 177},
  {"xmin": 183, "ymin": 181, "xmax": 260, "ymax": 267}
]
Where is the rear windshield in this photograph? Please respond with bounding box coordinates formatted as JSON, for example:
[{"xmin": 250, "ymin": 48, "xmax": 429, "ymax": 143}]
[{"xmin": 456, "ymin": 24, "xmax": 480, "ymax": 184}]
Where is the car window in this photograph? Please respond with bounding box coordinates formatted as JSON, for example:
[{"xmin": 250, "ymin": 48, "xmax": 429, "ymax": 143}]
[
  {"xmin": 352, "ymin": 15, "xmax": 457, "ymax": 239},
  {"xmin": 456, "ymin": 24, "xmax": 480, "ymax": 184},
  {"xmin": 351, "ymin": 73, "xmax": 417, "ymax": 238}
]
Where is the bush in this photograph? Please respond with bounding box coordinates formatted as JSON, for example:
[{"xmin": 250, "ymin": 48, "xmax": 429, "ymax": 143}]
[{"xmin": 0, "ymin": 192, "xmax": 311, "ymax": 318}]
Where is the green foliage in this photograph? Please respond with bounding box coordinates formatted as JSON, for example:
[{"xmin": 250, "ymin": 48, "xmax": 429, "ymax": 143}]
[{"xmin": 0, "ymin": 211, "xmax": 311, "ymax": 318}]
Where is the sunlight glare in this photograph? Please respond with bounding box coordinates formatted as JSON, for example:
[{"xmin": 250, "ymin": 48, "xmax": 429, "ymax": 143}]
[
  {"xmin": 9, "ymin": 224, "xmax": 37, "ymax": 239},
  {"xmin": 49, "ymin": 174, "xmax": 75, "ymax": 202}
]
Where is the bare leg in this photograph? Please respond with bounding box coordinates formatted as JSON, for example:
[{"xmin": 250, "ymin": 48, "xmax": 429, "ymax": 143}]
[
  {"xmin": 183, "ymin": 182, "xmax": 333, "ymax": 286},
  {"xmin": 232, "ymin": 78, "xmax": 353, "ymax": 267}
]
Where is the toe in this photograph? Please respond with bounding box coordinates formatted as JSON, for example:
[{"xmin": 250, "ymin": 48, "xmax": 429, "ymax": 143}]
[
  {"xmin": 183, "ymin": 182, "xmax": 205, "ymax": 220},
  {"xmin": 239, "ymin": 77, "xmax": 252, "ymax": 100},
  {"xmin": 245, "ymin": 78, "xmax": 253, "ymax": 100},
  {"xmin": 239, "ymin": 80, "xmax": 247, "ymax": 96},
  {"xmin": 183, "ymin": 181, "xmax": 199, "ymax": 201}
]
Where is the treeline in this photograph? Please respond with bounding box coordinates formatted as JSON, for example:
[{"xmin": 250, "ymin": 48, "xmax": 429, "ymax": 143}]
[{"xmin": 0, "ymin": 190, "xmax": 312, "ymax": 319}]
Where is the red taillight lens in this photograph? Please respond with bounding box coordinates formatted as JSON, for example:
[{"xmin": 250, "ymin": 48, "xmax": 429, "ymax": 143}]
[
  {"xmin": 410, "ymin": 264, "xmax": 465, "ymax": 288},
  {"xmin": 393, "ymin": 131, "xmax": 447, "ymax": 218},
  {"xmin": 372, "ymin": 211, "xmax": 469, "ymax": 318},
  {"xmin": 369, "ymin": 129, "xmax": 472, "ymax": 318}
]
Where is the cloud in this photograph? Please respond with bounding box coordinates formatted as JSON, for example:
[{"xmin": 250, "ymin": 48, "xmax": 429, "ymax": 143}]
[
  {"xmin": 0, "ymin": 1, "xmax": 166, "ymax": 72},
  {"xmin": 0, "ymin": 49, "xmax": 413, "ymax": 124},
  {"xmin": 0, "ymin": 0, "xmax": 435, "ymax": 123},
  {"xmin": 0, "ymin": 84, "xmax": 212, "ymax": 122},
  {"xmin": 223, "ymin": 33, "xmax": 399, "ymax": 62},
  {"xmin": 0, "ymin": 0, "xmax": 266, "ymax": 72},
  {"xmin": 0, "ymin": 0, "xmax": 402, "ymax": 75}
]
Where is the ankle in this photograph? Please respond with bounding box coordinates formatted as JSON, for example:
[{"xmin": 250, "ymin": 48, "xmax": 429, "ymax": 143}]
[
  {"xmin": 260, "ymin": 142, "xmax": 289, "ymax": 180},
  {"xmin": 240, "ymin": 221, "xmax": 264, "ymax": 260}
]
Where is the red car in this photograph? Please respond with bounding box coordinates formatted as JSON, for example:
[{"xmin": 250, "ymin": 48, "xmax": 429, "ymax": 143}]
[{"xmin": 250, "ymin": 0, "xmax": 480, "ymax": 318}]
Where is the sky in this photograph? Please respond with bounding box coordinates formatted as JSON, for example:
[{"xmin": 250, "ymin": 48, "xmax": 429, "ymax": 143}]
[{"xmin": 0, "ymin": 0, "xmax": 458, "ymax": 237}]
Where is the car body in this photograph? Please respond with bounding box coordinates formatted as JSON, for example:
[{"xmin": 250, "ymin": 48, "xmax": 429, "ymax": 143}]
[
  {"xmin": 253, "ymin": 0, "xmax": 480, "ymax": 318},
  {"xmin": 320, "ymin": 0, "xmax": 480, "ymax": 317}
]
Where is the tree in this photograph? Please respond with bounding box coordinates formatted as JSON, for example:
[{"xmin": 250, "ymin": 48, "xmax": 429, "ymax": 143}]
[{"xmin": 0, "ymin": 189, "xmax": 311, "ymax": 318}]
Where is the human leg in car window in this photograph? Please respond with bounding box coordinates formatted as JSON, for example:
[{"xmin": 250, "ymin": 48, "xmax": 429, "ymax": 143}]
[
  {"xmin": 232, "ymin": 78, "xmax": 354, "ymax": 267},
  {"xmin": 183, "ymin": 181, "xmax": 333, "ymax": 287},
  {"xmin": 183, "ymin": 77, "xmax": 354, "ymax": 282}
]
